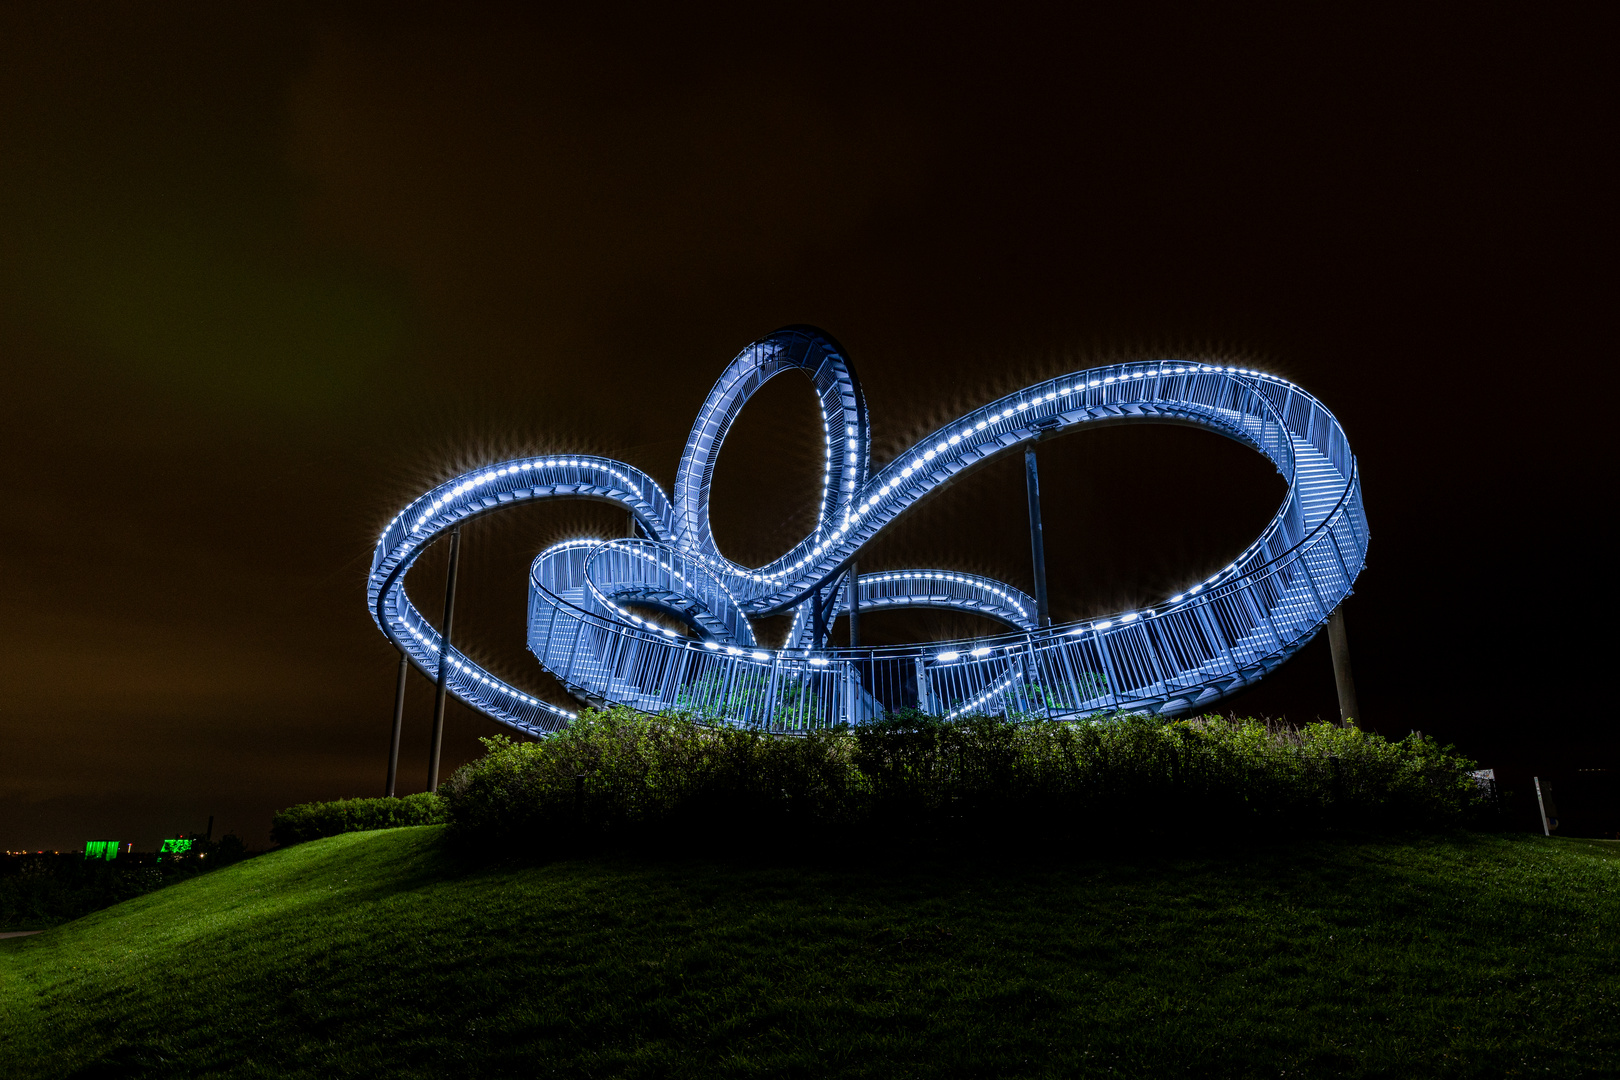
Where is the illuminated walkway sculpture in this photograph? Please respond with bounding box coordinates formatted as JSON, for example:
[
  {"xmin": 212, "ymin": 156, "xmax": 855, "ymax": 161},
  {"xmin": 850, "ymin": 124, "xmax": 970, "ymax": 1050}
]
[{"xmin": 369, "ymin": 327, "xmax": 1367, "ymax": 735}]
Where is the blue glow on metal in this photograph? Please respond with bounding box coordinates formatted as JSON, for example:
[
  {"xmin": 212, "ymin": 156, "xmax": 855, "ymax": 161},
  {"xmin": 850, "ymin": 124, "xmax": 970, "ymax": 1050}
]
[{"xmin": 367, "ymin": 326, "xmax": 1368, "ymax": 733}]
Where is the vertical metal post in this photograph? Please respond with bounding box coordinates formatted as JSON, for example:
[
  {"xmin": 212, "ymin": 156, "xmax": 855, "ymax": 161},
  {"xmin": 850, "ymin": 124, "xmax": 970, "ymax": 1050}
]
[
  {"xmin": 1534, "ymin": 776, "xmax": 1551, "ymax": 837},
  {"xmin": 811, "ymin": 580, "xmax": 828, "ymax": 650},
  {"xmin": 846, "ymin": 562, "xmax": 861, "ymax": 724},
  {"xmin": 386, "ymin": 649, "xmax": 408, "ymax": 796},
  {"xmin": 764, "ymin": 654, "xmax": 781, "ymax": 728},
  {"xmin": 1025, "ymin": 446, "xmax": 1051, "ymax": 628},
  {"xmin": 848, "ymin": 562, "xmax": 860, "ymax": 647},
  {"xmin": 427, "ymin": 524, "xmax": 462, "ymax": 793},
  {"xmin": 1326, "ymin": 605, "xmax": 1360, "ymax": 727}
]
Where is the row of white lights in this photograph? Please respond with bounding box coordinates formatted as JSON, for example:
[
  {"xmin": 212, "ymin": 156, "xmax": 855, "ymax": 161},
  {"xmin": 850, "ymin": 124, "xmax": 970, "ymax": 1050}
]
[
  {"xmin": 383, "ymin": 361, "xmax": 1315, "ymax": 722},
  {"xmin": 534, "ymin": 530, "xmax": 1321, "ymax": 687},
  {"xmin": 539, "ymin": 537, "xmax": 778, "ymax": 655},
  {"xmin": 816, "ymin": 400, "xmax": 834, "ymax": 530},
  {"xmin": 429, "ymin": 498, "xmax": 1284, "ymax": 717},
  {"xmin": 411, "ymin": 458, "xmax": 652, "ymax": 535},
  {"xmin": 398, "ymin": 616, "xmax": 574, "ymax": 720},
  {"xmin": 375, "ymin": 531, "xmax": 604, "ymax": 723},
  {"xmin": 869, "ymin": 571, "xmax": 1031, "ymax": 621},
  {"xmin": 386, "ymin": 362, "xmax": 1288, "ymax": 584},
  {"xmin": 780, "ymin": 570, "xmax": 1030, "ymax": 649},
  {"xmin": 731, "ymin": 363, "xmax": 1290, "ymax": 591},
  {"xmin": 944, "ymin": 672, "xmax": 1023, "ymax": 720},
  {"xmin": 526, "ymin": 363, "xmax": 1295, "ymax": 663},
  {"xmin": 688, "ymin": 347, "xmax": 861, "ymax": 577},
  {"xmin": 585, "ymin": 540, "xmax": 754, "ymax": 646}
]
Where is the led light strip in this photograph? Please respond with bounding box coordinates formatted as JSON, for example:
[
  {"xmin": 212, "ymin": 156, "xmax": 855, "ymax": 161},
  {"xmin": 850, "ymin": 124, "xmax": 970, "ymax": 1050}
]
[{"xmin": 369, "ymin": 328, "xmax": 1364, "ymax": 732}]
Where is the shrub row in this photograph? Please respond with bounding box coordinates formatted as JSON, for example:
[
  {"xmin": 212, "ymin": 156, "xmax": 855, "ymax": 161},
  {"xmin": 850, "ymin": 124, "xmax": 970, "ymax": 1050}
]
[
  {"xmin": 270, "ymin": 792, "xmax": 446, "ymax": 847},
  {"xmin": 437, "ymin": 708, "xmax": 1496, "ymax": 854}
]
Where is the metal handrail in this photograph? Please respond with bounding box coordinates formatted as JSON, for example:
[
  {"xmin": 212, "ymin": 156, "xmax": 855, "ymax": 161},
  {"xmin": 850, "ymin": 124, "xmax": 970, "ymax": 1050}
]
[
  {"xmin": 368, "ymin": 327, "xmax": 1367, "ymax": 735},
  {"xmin": 515, "ymin": 469, "xmax": 1364, "ymax": 727}
]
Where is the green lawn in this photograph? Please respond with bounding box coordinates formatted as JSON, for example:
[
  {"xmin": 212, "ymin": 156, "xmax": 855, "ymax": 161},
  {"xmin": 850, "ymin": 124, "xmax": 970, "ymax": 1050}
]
[{"xmin": 1, "ymin": 828, "xmax": 1615, "ymax": 1078}]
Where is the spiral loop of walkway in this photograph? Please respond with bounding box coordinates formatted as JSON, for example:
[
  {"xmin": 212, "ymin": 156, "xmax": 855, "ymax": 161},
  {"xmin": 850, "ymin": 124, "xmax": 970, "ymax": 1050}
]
[{"xmin": 368, "ymin": 327, "xmax": 1367, "ymax": 736}]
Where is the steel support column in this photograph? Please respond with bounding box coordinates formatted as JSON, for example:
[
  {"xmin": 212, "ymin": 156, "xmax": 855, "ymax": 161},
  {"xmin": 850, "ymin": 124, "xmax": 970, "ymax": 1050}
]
[
  {"xmin": 386, "ymin": 649, "xmax": 408, "ymax": 797},
  {"xmin": 848, "ymin": 561, "xmax": 860, "ymax": 647},
  {"xmin": 809, "ymin": 571, "xmax": 847, "ymax": 651},
  {"xmin": 428, "ymin": 524, "xmax": 462, "ymax": 792},
  {"xmin": 1025, "ymin": 446, "xmax": 1050, "ymax": 628},
  {"xmin": 1326, "ymin": 605, "xmax": 1360, "ymax": 727},
  {"xmin": 811, "ymin": 579, "xmax": 829, "ymax": 650}
]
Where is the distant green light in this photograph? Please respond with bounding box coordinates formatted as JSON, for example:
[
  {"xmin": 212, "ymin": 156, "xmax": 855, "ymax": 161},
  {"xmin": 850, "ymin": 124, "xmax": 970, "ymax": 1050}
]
[
  {"xmin": 84, "ymin": 841, "xmax": 119, "ymax": 861},
  {"xmin": 156, "ymin": 837, "xmax": 194, "ymax": 861}
]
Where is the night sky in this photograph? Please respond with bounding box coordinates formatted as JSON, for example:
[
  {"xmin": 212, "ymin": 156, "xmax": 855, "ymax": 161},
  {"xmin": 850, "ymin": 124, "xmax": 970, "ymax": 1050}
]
[{"xmin": 1, "ymin": 5, "xmax": 1605, "ymax": 849}]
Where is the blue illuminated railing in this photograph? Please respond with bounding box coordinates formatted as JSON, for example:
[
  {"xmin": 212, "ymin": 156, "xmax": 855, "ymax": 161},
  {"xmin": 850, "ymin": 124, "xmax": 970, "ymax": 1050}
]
[
  {"xmin": 367, "ymin": 327, "xmax": 1367, "ymax": 736},
  {"xmin": 581, "ymin": 539, "xmax": 758, "ymax": 648}
]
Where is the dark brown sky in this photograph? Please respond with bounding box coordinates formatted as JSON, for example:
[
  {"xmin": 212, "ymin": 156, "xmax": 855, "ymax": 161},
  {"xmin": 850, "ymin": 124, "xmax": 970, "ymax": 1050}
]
[{"xmin": 1, "ymin": 4, "xmax": 1605, "ymax": 848}]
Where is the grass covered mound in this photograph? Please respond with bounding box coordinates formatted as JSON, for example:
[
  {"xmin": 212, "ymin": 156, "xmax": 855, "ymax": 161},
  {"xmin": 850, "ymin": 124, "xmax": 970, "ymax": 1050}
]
[
  {"xmin": 1, "ymin": 828, "xmax": 1616, "ymax": 1078},
  {"xmin": 439, "ymin": 709, "xmax": 1493, "ymax": 852}
]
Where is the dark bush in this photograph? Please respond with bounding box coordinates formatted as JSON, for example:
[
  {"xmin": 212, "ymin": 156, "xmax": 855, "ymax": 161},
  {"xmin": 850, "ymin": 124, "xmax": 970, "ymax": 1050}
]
[
  {"xmin": 437, "ymin": 709, "xmax": 859, "ymax": 851},
  {"xmin": 270, "ymin": 792, "xmax": 446, "ymax": 847},
  {"xmin": 0, "ymin": 856, "xmax": 165, "ymax": 930},
  {"xmin": 1, "ymin": 834, "xmax": 256, "ymax": 930},
  {"xmin": 437, "ymin": 708, "xmax": 1496, "ymax": 856}
]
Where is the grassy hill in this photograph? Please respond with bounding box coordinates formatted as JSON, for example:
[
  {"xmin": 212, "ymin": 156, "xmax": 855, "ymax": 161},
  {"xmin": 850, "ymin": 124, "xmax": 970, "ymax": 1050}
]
[{"xmin": 2, "ymin": 828, "xmax": 1616, "ymax": 1078}]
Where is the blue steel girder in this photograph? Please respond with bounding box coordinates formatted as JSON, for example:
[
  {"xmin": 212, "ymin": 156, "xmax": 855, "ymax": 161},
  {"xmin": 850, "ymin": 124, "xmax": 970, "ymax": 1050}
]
[
  {"xmin": 366, "ymin": 326, "xmax": 1367, "ymax": 733},
  {"xmin": 851, "ymin": 570, "xmax": 1037, "ymax": 633}
]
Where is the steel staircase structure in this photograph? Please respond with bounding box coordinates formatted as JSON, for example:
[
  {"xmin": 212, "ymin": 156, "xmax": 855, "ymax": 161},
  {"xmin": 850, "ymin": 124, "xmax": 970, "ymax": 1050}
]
[{"xmin": 368, "ymin": 326, "xmax": 1367, "ymax": 734}]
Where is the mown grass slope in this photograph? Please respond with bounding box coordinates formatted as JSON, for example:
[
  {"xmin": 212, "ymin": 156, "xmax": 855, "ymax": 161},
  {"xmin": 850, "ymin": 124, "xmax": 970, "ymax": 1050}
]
[{"xmin": 1, "ymin": 828, "xmax": 1616, "ymax": 1078}]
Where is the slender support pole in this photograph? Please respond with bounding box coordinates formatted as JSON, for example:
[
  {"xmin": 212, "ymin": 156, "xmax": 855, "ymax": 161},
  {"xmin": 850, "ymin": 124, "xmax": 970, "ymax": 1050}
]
[
  {"xmin": 385, "ymin": 649, "xmax": 408, "ymax": 796},
  {"xmin": 1326, "ymin": 605, "xmax": 1360, "ymax": 727},
  {"xmin": 848, "ymin": 562, "xmax": 860, "ymax": 647},
  {"xmin": 1534, "ymin": 776, "xmax": 1551, "ymax": 836},
  {"xmin": 1025, "ymin": 446, "xmax": 1051, "ymax": 628},
  {"xmin": 427, "ymin": 524, "xmax": 462, "ymax": 792},
  {"xmin": 811, "ymin": 580, "xmax": 828, "ymax": 650}
]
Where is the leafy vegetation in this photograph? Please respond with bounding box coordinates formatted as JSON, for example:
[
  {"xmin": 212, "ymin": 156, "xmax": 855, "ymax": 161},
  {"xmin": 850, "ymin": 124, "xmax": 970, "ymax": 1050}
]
[
  {"xmin": 439, "ymin": 708, "xmax": 1495, "ymax": 854},
  {"xmin": 270, "ymin": 791, "xmax": 446, "ymax": 847},
  {"xmin": 2, "ymin": 827, "xmax": 1616, "ymax": 1078},
  {"xmin": 1, "ymin": 835, "xmax": 250, "ymax": 931},
  {"xmin": 0, "ymin": 857, "xmax": 166, "ymax": 933}
]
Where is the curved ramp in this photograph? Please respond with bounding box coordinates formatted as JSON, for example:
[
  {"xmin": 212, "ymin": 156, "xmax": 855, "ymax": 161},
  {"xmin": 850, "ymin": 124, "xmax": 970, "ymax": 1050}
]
[{"xmin": 368, "ymin": 327, "xmax": 1367, "ymax": 734}]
